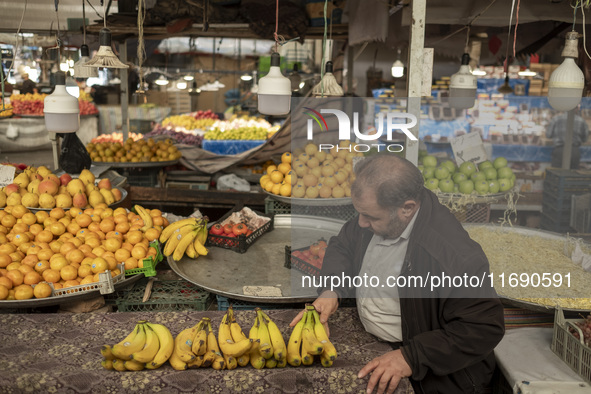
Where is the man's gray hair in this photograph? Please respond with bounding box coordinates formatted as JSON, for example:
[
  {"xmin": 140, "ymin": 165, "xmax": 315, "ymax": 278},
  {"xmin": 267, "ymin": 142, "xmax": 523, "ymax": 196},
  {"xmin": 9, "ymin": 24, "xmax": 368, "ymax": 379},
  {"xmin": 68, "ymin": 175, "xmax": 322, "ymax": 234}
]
[{"xmin": 351, "ymin": 153, "xmax": 424, "ymax": 208}]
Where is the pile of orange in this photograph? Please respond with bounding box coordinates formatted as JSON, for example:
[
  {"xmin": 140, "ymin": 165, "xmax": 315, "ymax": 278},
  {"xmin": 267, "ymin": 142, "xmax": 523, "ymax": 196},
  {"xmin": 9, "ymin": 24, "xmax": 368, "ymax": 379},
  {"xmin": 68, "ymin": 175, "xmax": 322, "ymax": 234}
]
[
  {"xmin": 259, "ymin": 152, "xmax": 293, "ymax": 197},
  {"xmin": 0, "ymin": 204, "xmax": 168, "ymax": 301}
]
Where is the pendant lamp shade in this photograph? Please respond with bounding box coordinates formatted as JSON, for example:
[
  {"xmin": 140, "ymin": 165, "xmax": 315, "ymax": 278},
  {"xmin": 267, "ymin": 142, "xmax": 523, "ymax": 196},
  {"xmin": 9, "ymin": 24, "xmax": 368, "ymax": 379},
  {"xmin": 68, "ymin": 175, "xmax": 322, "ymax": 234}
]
[
  {"xmin": 548, "ymin": 32, "xmax": 584, "ymax": 112},
  {"xmin": 449, "ymin": 53, "xmax": 477, "ymax": 109},
  {"xmin": 73, "ymin": 45, "xmax": 98, "ymax": 78},
  {"xmin": 84, "ymin": 28, "xmax": 129, "ymax": 69},
  {"xmin": 257, "ymin": 53, "xmax": 291, "ymax": 115},
  {"xmin": 44, "ymin": 71, "xmax": 80, "ymax": 133}
]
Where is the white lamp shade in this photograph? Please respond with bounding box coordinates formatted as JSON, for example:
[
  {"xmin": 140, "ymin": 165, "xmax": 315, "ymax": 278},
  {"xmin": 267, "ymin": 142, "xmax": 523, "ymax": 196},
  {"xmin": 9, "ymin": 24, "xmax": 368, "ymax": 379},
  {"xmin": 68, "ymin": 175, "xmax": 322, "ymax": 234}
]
[
  {"xmin": 183, "ymin": 75, "xmax": 194, "ymax": 81},
  {"xmin": 391, "ymin": 60, "xmax": 404, "ymax": 78},
  {"xmin": 74, "ymin": 46, "xmax": 99, "ymax": 78},
  {"xmin": 257, "ymin": 55, "xmax": 291, "ymax": 115},
  {"xmin": 155, "ymin": 75, "xmax": 169, "ymax": 86},
  {"xmin": 548, "ymin": 58, "xmax": 584, "ymax": 111},
  {"xmin": 449, "ymin": 61, "xmax": 477, "ymax": 110},
  {"xmin": 44, "ymin": 73, "xmax": 80, "ymax": 133}
]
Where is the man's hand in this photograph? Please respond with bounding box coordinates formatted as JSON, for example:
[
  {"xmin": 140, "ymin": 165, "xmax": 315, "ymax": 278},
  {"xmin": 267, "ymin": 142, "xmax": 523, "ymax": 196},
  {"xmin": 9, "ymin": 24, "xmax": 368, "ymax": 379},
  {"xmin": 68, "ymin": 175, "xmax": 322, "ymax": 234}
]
[
  {"xmin": 289, "ymin": 290, "xmax": 339, "ymax": 336},
  {"xmin": 358, "ymin": 350, "xmax": 412, "ymax": 394}
]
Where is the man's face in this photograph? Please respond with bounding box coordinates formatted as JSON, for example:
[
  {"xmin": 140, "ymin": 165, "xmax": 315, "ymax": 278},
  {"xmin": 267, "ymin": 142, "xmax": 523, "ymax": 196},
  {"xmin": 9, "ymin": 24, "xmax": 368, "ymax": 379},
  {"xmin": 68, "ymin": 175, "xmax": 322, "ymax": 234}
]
[{"xmin": 352, "ymin": 191, "xmax": 410, "ymax": 239}]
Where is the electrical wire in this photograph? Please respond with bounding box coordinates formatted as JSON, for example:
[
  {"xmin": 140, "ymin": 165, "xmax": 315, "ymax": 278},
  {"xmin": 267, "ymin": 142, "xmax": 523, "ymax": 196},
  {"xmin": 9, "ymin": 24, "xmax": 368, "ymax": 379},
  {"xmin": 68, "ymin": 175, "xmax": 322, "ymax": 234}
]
[
  {"xmin": 504, "ymin": 0, "xmax": 517, "ymax": 72},
  {"xmin": 513, "ymin": 0, "xmax": 521, "ymax": 57},
  {"xmin": 2, "ymin": 0, "xmax": 27, "ymax": 111},
  {"xmin": 580, "ymin": 2, "xmax": 591, "ymax": 60},
  {"xmin": 320, "ymin": 0, "xmax": 328, "ymax": 97}
]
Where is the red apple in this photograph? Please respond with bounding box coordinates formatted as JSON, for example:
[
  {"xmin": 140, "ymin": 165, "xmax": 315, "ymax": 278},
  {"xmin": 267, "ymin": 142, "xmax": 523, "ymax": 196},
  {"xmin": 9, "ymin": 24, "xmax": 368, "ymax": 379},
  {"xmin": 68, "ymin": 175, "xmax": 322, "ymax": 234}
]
[
  {"xmin": 4, "ymin": 183, "xmax": 19, "ymax": 195},
  {"xmin": 98, "ymin": 178, "xmax": 112, "ymax": 190},
  {"xmin": 59, "ymin": 173, "xmax": 72, "ymax": 186}
]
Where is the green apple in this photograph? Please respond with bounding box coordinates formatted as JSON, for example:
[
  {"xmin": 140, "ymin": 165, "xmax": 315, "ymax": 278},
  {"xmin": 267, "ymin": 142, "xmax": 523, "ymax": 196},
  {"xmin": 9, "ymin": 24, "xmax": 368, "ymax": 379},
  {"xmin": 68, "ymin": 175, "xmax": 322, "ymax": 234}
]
[
  {"xmin": 452, "ymin": 172, "xmax": 467, "ymax": 184},
  {"xmin": 419, "ymin": 150, "xmax": 428, "ymax": 159},
  {"xmin": 422, "ymin": 155, "xmax": 438, "ymax": 168},
  {"xmin": 497, "ymin": 167, "xmax": 513, "ymax": 180},
  {"xmin": 498, "ymin": 178, "xmax": 512, "ymax": 192},
  {"xmin": 459, "ymin": 161, "xmax": 477, "ymax": 177},
  {"xmin": 438, "ymin": 179, "xmax": 454, "ymax": 193},
  {"xmin": 471, "ymin": 172, "xmax": 486, "ymax": 183},
  {"xmin": 483, "ymin": 167, "xmax": 498, "ymax": 180},
  {"xmin": 441, "ymin": 160, "xmax": 456, "ymax": 175},
  {"xmin": 493, "ymin": 157, "xmax": 508, "ymax": 169},
  {"xmin": 423, "ymin": 166, "xmax": 436, "ymax": 180},
  {"xmin": 454, "ymin": 184, "xmax": 460, "ymax": 193},
  {"xmin": 488, "ymin": 180, "xmax": 500, "ymax": 194},
  {"xmin": 478, "ymin": 160, "xmax": 493, "ymax": 171},
  {"xmin": 459, "ymin": 180, "xmax": 474, "ymax": 194},
  {"xmin": 425, "ymin": 178, "xmax": 439, "ymax": 190},
  {"xmin": 474, "ymin": 180, "xmax": 489, "ymax": 195},
  {"xmin": 434, "ymin": 166, "xmax": 450, "ymax": 180}
]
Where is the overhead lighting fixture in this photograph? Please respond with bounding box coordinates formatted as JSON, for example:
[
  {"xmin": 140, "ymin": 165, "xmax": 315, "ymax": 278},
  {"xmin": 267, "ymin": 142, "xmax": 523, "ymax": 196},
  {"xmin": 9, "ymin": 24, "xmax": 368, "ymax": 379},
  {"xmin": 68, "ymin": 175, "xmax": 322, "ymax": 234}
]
[
  {"xmin": 312, "ymin": 61, "xmax": 344, "ymax": 97},
  {"xmin": 391, "ymin": 48, "xmax": 404, "ymax": 78},
  {"xmin": 83, "ymin": 28, "xmax": 129, "ymax": 69},
  {"xmin": 44, "ymin": 71, "xmax": 80, "ymax": 133},
  {"xmin": 74, "ymin": 45, "xmax": 98, "ymax": 78},
  {"xmin": 548, "ymin": 31, "xmax": 584, "ymax": 111},
  {"xmin": 211, "ymin": 80, "xmax": 225, "ymax": 89},
  {"xmin": 257, "ymin": 52, "xmax": 291, "ymax": 115},
  {"xmin": 183, "ymin": 74, "xmax": 194, "ymax": 81},
  {"xmin": 60, "ymin": 62, "xmax": 69, "ymax": 72},
  {"xmin": 471, "ymin": 67, "xmax": 487, "ymax": 76},
  {"xmin": 188, "ymin": 81, "xmax": 201, "ymax": 96},
  {"xmin": 498, "ymin": 75, "xmax": 513, "ymax": 94},
  {"xmin": 449, "ymin": 53, "xmax": 477, "ymax": 109},
  {"xmin": 65, "ymin": 75, "xmax": 80, "ymax": 98},
  {"xmin": 518, "ymin": 68, "xmax": 537, "ymax": 77},
  {"xmin": 240, "ymin": 73, "xmax": 253, "ymax": 81},
  {"xmin": 199, "ymin": 82, "xmax": 218, "ymax": 92},
  {"xmin": 176, "ymin": 80, "xmax": 187, "ymax": 90},
  {"xmin": 155, "ymin": 75, "xmax": 169, "ymax": 86}
]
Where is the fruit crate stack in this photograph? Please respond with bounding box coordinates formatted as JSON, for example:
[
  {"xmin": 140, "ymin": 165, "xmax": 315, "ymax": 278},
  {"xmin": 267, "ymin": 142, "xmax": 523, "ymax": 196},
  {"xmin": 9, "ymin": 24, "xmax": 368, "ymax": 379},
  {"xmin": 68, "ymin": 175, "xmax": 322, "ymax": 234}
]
[
  {"xmin": 541, "ymin": 169, "xmax": 591, "ymax": 233},
  {"xmin": 116, "ymin": 279, "xmax": 213, "ymax": 312},
  {"xmin": 265, "ymin": 198, "xmax": 358, "ymax": 222},
  {"xmin": 551, "ymin": 307, "xmax": 591, "ymax": 384}
]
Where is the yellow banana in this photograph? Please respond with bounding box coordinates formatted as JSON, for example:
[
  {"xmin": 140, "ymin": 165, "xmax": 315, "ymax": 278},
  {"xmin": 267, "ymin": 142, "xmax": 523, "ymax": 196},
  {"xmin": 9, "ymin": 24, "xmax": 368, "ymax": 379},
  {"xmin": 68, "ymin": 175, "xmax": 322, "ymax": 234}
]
[
  {"xmin": 160, "ymin": 218, "xmax": 198, "ymax": 243},
  {"xmin": 101, "ymin": 345, "xmax": 115, "ymax": 360},
  {"xmin": 249, "ymin": 317, "xmax": 265, "ymax": 369},
  {"xmin": 302, "ymin": 311, "xmax": 324, "ymax": 356},
  {"xmin": 265, "ymin": 358, "xmax": 278, "ymax": 368},
  {"xmin": 132, "ymin": 324, "xmax": 160, "ymax": 363},
  {"xmin": 191, "ymin": 321, "xmax": 208, "ymax": 356},
  {"xmin": 193, "ymin": 236, "xmax": 208, "ymax": 256},
  {"xmin": 112, "ymin": 324, "xmax": 147, "ymax": 361},
  {"xmin": 124, "ymin": 359, "xmax": 145, "ymax": 371},
  {"xmin": 277, "ymin": 357, "xmax": 287, "ymax": 368},
  {"xmin": 206, "ymin": 321, "xmax": 225, "ymax": 370},
  {"xmin": 219, "ymin": 314, "xmax": 252, "ymax": 357},
  {"xmin": 168, "ymin": 349, "xmax": 188, "ymax": 370},
  {"xmin": 134, "ymin": 205, "xmax": 153, "ymax": 232},
  {"xmin": 197, "ymin": 223, "xmax": 208, "ymax": 245},
  {"xmin": 187, "ymin": 355, "xmax": 204, "ymax": 369},
  {"xmin": 112, "ymin": 358, "xmax": 127, "ymax": 371},
  {"xmin": 163, "ymin": 225, "xmax": 196, "ymax": 256},
  {"xmin": 224, "ymin": 353, "xmax": 238, "ymax": 370},
  {"xmin": 144, "ymin": 322, "xmax": 174, "ymax": 369},
  {"xmin": 101, "ymin": 359, "xmax": 113, "ymax": 370},
  {"xmin": 172, "ymin": 228, "xmax": 198, "ymax": 261},
  {"xmin": 185, "ymin": 241, "xmax": 197, "ymax": 259},
  {"xmin": 260, "ymin": 310, "xmax": 286, "ymax": 361},
  {"xmin": 175, "ymin": 326, "xmax": 198, "ymax": 362},
  {"xmin": 320, "ymin": 352, "xmax": 333, "ymax": 367},
  {"xmin": 237, "ymin": 353, "xmax": 250, "ymax": 367},
  {"xmin": 229, "ymin": 307, "xmax": 248, "ymax": 341},
  {"xmin": 301, "ymin": 346, "xmax": 313, "ymax": 366},
  {"xmin": 312, "ymin": 309, "xmax": 337, "ymax": 362},
  {"xmin": 255, "ymin": 309, "xmax": 273, "ymax": 359},
  {"xmin": 287, "ymin": 312, "xmax": 305, "ymax": 367}
]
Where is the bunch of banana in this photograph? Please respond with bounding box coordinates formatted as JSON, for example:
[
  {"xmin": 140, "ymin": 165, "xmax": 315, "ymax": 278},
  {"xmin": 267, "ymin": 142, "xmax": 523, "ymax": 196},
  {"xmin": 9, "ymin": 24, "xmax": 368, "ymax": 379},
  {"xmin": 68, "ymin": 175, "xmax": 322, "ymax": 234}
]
[
  {"xmin": 134, "ymin": 204, "xmax": 154, "ymax": 232},
  {"xmin": 287, "ymin": 305, "xmax": 337, "ymax": 367},
  {"xmin": 247, "ymin": 308, "xmax": 287, "ymax": 369},
  {"xmin": 169, "ymin": 317, "xmax": 227, "ymax": 370},
  {"xmin": 100, "ymin": 321, "xmax": 174, "ymax": 371},
  {"xmin": 160, "ymin": 217, "xmax": 209, "ymax": 261},
  {"xmin": 217, "ymin": 306, "xmax": 254, "ymax": 369}
]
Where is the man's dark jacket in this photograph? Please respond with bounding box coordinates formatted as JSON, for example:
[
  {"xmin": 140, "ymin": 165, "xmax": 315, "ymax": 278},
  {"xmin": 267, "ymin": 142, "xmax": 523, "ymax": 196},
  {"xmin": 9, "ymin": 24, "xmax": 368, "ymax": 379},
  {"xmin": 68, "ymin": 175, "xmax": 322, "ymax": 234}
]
[{"xmin": 320, "ymin": 188, "xmax": 505, "ymax": 393}]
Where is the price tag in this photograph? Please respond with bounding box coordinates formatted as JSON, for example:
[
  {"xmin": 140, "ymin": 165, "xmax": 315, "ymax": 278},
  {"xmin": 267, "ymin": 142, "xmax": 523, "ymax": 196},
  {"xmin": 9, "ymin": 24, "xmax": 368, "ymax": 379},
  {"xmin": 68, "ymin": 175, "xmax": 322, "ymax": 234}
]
[
  {"xmin": 450, "ymin": 132, "xmax": 488, "ymax": 165},
  {"xmin": 0, "ymin": 165, "xmax": 16, "ymax": 187}
]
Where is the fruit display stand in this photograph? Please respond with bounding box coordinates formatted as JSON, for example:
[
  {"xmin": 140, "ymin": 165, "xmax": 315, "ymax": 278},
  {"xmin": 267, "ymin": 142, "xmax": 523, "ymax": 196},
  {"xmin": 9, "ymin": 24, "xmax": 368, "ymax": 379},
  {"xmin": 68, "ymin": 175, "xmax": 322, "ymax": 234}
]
[
  {"xmin": 167, "ymin": 215, "xmax": 345, "ymax": 304},
  {"xmin": 0, "ymin": 308, "xmax": 414, "ymax": 393}
]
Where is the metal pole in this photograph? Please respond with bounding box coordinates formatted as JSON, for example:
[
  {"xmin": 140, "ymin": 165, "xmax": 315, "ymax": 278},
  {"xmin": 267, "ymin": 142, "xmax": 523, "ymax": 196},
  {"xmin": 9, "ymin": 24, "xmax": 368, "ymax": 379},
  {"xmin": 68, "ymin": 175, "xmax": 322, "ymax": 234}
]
[
  {"xmin": 562, "ymin": 109, "xmax": 575, "ymax": 169},
  {"xmin": 120, "ymin": 39, "xmax": 129, "ymax": 141},
  {"xmin": 405, "ymin": 0, "xmax": 426, "ymax": 166},
  {"xmin": 347, "ymin": 43, "xmax": 354, "ymax": 95}
]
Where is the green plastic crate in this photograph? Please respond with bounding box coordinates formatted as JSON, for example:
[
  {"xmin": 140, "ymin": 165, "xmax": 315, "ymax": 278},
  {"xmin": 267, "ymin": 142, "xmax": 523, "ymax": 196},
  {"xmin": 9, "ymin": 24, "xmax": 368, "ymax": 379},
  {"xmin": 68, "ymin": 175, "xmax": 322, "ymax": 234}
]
[
  {"xmin": 125, "ymin": 241, "xmax": 163, "ymax": 277},
  {"xmin": 116, "ymin": 280, "xmax": 213, "ymax": 312}
]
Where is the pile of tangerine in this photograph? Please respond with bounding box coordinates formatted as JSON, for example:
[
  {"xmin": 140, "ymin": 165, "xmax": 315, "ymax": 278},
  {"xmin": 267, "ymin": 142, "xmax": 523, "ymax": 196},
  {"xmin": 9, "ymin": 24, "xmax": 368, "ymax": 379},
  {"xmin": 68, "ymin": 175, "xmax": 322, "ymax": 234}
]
[{"xmin": 0, "ymin": 204, "xmax": 168, "ymax": 301}]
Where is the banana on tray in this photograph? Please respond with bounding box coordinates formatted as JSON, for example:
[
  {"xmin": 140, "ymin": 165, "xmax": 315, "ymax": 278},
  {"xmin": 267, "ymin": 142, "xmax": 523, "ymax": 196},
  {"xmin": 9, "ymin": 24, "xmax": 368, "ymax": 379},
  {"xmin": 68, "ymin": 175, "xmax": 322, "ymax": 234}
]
[{"xmin": 160, "ymin": 217, "xmax": 209, "ymax": 261}]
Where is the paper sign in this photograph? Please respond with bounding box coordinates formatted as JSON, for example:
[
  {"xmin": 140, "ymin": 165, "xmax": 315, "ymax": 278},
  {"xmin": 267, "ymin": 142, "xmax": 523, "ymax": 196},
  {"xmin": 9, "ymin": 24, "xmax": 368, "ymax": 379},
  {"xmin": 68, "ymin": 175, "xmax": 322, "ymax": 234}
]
[
  {"xmin": 450, "ymin": 132, "xmax": 488, "ymax": 165},
  {"xmin": 0, "ymin": 165, "xmax": 16, "ymax": 187},
  {"xmin": 242, "ymin": 286, "xmax": 282, "ymax": 297}
]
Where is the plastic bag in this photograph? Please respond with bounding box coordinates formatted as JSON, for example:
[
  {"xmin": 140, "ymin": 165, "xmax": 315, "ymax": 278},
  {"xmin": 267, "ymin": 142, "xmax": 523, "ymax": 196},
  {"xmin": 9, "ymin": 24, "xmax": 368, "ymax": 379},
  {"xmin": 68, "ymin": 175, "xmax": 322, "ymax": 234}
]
[
  {"xmin": 216, "ymin": 174, "xmax": 250, "ymax": 192},
  {"xmin": 59, "ymin": 133, "xmax": 91, "ymax": 174}
]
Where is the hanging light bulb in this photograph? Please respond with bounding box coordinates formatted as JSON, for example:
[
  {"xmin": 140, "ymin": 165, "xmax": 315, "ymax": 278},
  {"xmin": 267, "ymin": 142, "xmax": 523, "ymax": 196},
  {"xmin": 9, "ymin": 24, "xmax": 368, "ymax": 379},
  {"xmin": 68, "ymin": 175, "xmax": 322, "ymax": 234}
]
[
  {"xmin": 312, "ymin": 61, "xmax": 344, "ymax": 97},
  {"xmin": 176, "ymin": 80, "xmax": 187, "ymax": 90},
  {"xmin": 257, "ymin": 52, "xmax": 291, "ymax": 115},
  {"xmin": 74, "ymin": 45, "xmax": 99, "ymax": 78},
  {"xmin": 183, "ymin": 74, "xmax": 194, "ymax": 81},
  {"xmin": 391, "ymin": 48, "xmax": 404, "ymax": 78},
  {"xmin": 155, "ymin": 75, "xmax": 169, "ymax": 86},
  {"xmin": 83, "ymin": 28, "xmax": 129, "ymax": 69},
  {"xmin": 548, "ymin": 31, "xmax": 584, "ymax": 111},
  {"xmin": 60, "ymin": 61, "xmax": 69, "ymax": 72},
  {"xmin": 240, "ymin": 73, "xmax": 253, "ymax": 81},
  {"xmin": 44, "ymin": 71, "xmax": 80, "ymax": 133},
  {"xmin": 471, "ymin": 66, "xmax": 487, "ymax": 76},
  {"xmin": 188, "ymin": 81, "xmax": 201, "ymax": 96},
  {"xmin": 65, "ymin": 74, "xmax": 80, "ymax": 98},
  {"xmin": 518, "ymin": 68, "xmax": 537, "ymax": 77},
  {"xmin": 449, "ymin": 53, "xmax": 477, "ymax": 109}
]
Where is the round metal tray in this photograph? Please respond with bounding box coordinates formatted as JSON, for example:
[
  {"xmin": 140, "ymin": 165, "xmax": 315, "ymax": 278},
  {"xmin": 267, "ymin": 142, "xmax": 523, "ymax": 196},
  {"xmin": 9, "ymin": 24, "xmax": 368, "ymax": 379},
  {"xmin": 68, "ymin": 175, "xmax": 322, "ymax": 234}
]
[
  {"xmin": 0, "ymin": 273, "xmax": 143, "ymax": 309},
  {"xmin": 167, "ymin": 214, "xmax": 346, "ymax": 303},
  {"xmin": 463, "ymin": 223, "xmax": 591, "ymax": 313},
  {"xmin": 91, "ymin": 159, "xmax": 179, "ymax": 168},
  {"xmin": 265, "ymin": 192, "xmax": 353, "ymax": 206},
  {"xmin": 26, "ymin": 187, "xmax": 128, "ymax": 211}
]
